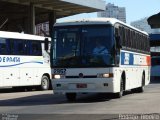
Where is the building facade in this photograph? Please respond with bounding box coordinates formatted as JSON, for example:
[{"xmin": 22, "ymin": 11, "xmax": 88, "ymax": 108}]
[
  {"xmin": 97, "ymin": 3, "xmax": 126, "ymax": 23},
  {"xmin": 36, "ymin": 22, "xmax": 49, "ymax": 36},
  {"xmin": 131, "ymin": 18, "xmax": 160, "ymax": 34},
  {"xmin": 0, "ymin": 0, "xmax": 105, "ymax": 35}
]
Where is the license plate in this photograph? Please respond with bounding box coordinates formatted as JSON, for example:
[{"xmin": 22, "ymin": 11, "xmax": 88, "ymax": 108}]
[{"xmin": 77, "ymin": 83, "xmax": 87, "ymax": 88}]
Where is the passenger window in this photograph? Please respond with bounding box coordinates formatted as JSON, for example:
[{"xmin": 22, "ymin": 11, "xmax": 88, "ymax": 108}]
[
  {"xmin": 31, "ymin": 41, "xmax": 42, "ymax": 56},
  {"xmin": 15, "ymin": 40, "xmax": 27, "ymax": 55},
  {"xmin": 9, "ymin": 39, "xmax": 16, "ymax": 55},
  {"xmin": 0, "ymin": 38, "xmax": 7, "ymax": 54}
]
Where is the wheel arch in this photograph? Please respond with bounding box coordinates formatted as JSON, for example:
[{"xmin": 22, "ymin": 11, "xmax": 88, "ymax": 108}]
[
  {"xmin": 142, "ymin": 70, "xmax": 145, "ymax": 86},
  {"xmin": 42, "ymin": 73, "xmax": 51, "ymax": 80},
  {"xmin": 121, "ymin": 71, "xmax": 126, "ymax": 90},
  {"xmin": 42, "ymin": 73, "xmax": 52, "ymax": 89}
]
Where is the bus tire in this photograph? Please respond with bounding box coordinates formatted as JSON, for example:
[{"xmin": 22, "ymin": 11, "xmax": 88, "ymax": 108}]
[
  {"xmin": 116, "ymin": 77, "xmax": 124, "ymax": 98},
  {"xmin": 136, "ymin": 73, "xmax": 145, "ymax": 93},
  {"xmin": 40, "ymin": 75, "xmax": 49, "ymax": 90},
  {"xmin": 66, "ymin": 93, "xmax": 76, "ymax": 101}
]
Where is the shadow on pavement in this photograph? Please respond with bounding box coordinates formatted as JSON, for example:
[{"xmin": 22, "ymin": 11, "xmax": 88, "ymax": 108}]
[
  {"xmin": 0, "ymin": 90, "xmax": 134, "ymax": 107},
  {"xmin": 74, "ymin": 92, "xmax": 130, "ymax": 103},
  {"xmin": 0, "ymin": 93, "xmax": 67, "ymax": 106},
  {"xmin": 0, "ymin": 86, "xmax": 45, "ymax": 93}
]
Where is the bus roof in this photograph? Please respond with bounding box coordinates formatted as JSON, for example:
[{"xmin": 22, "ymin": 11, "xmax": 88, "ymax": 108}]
[
  {"xmin": 0, "ymin": 31, "xmax": 51, "ymax": 41},
  {"xmin": 55, "ymin": 18, "xmax": 148, "ymax": 35}
]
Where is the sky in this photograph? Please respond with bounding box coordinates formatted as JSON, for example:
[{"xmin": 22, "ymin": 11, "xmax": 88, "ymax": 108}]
[{"xmin": 58, "ymin": 0, "xmax": 160, "ymax": 24}]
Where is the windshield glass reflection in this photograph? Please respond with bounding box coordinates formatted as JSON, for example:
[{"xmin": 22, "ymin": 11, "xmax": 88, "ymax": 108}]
[{"xmin": 52, "ymin": 25, "xmax": 115, "ymax": 68}]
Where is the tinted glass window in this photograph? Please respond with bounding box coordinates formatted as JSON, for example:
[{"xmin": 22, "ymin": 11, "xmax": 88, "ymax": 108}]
[
  {"xmin": 30, "ymin": 41, "xmax": 42, "ymax": 56},
  {"xmin": 0, "ymin": 38, "xmax": 8, "ymax": 54},
  {"xmin": 8, "ymin": 39, "xmax": 15, "ymax": 55},
  {"xmin": 53, "ymin": 25, "xmax": 114, "ymax": 68},
  {"xmin": 15, "ymin": 40, "xmax": 27, "ymax": 55},
  {"xmin": 0, "ymin": 38, "xmax": 42, "ymax": 56}
]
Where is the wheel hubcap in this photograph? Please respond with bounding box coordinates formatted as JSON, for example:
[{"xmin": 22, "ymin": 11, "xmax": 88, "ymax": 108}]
[{"xmin": 42, "ymin": 79, "xmax": 48, "ymax": 88}]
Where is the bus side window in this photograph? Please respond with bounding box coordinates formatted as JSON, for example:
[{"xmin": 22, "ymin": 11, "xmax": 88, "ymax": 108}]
[
  {"xmin": 121, "ymin": 27, "xmax": 126, "ymax": 47},
  {"xmin": 9, "ymin": 39, "xmax": 15, "ymax": 55},
  {"xmin": 0, "ymin": 38, "xmax": 7, "ymax": 55},
  {"xmin": 15, "ymin": 40, "xmax": 27, "ymax": 55},
  {"xmin": 26, "ymin": 41, "xmax": 32, "ymax": 55},
  {"xmin": 31, "ymin": 41, "xmax": 42, "ymax": 56}
]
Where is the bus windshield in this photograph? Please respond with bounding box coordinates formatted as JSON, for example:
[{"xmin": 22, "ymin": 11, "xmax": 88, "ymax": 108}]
[{"xmin": 52, "ymin": 25, "xmax": 115, "ymax": 68}]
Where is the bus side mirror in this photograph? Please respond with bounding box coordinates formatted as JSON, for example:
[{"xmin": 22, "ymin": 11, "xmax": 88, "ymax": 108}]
[
  {"xmin": 44, "ymin": 38, "xmax": 49, "ymax": 51},
  {"xmin": 116, "ymin": 36, "xmax": 122, "ymax": 49}
]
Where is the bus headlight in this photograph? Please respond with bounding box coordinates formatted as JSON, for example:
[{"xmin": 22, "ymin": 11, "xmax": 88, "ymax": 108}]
[
  {"xmin": 52, "ymin": 74, "xmax": 65, "ymax": 79},
  {"xmin": 97, "ymin": 73, "xmax": 113, "ymax": 78}
]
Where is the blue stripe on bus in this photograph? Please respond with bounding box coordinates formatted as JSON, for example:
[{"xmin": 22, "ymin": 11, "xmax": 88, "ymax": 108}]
[
  {"xmin": 121, "ymin": 52, "xmax": 134, "ymax": 65},
  {"xmin": 0, "ymin": 61, "xmax": 43, "ymax": 67},
  {"xmin": 121, "ymin": 51, "xmax": 147, "ymax": 66},
  {"xmin": 121, "ymin": 51, "xmax": 150, "ymax": 66}
]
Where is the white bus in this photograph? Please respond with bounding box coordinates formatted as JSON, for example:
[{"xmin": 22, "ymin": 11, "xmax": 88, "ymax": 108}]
[
  {"xmin": 0, "ymin": 31, "xmax": 51, "ymax": 90},
  {"xmin": 51, "ymin": 18, "xmax": 151, "ymax": 101}
]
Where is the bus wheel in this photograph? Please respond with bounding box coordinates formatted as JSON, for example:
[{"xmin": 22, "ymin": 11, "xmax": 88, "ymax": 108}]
[
  {"xmin": 66, "ymin": 93, "xmax": 76, "ymax": 101},
  {"xmin": 40, "ymin": 75, "xmax": 49, "ymax": 90},
  {"xmin": 116, "ymin": 77, "xmax": 124, "ymax": 98},
  {"xmin": 137, "ymin": 74, "xmax": 145, "ymax": 93}
]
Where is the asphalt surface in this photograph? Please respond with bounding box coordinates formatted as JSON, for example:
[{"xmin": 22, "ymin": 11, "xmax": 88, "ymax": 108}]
[{"xmin": 0, "ymin": 81, "xmax": 160, "ymax": 120}]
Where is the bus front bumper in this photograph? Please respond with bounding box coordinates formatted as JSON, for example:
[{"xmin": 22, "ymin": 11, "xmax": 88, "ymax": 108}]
[{"xmin": 51, "ymin": 78, "xmax": 118, "ymax": 94}]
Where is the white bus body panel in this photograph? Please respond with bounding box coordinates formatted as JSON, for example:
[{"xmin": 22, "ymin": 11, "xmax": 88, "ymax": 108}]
[
  {"xmin": 2, "ymin": 68, "xmax": 19, "ymax": 86},
  {"xmin": 119, "ymin": 50, "xmax": 150, "ymax": 87},
  {"xmin": 52, "ymin": 68, "xmax": 120, "ymax": 93},
  {"xmin": 0, "ymin": 55, "xmax": 51, "ymax": 87},
  {"xmin": 0, "ymin": 31, "xmax": 51, "ymax": 88},
  {"xmin": 52, "ymin": 50, "xmax": 150, "ymax": 94}
]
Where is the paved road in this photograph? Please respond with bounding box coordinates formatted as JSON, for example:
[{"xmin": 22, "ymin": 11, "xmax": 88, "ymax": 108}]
[{"xmin": 0, "ymin": 83, "xmax": 160, "ymax": 120}]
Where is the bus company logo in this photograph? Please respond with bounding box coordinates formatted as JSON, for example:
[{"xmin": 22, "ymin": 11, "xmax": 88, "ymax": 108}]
[
  {"xmin": 79, "ymin": 73, "xmax": 84, "ymax": 78},
  {"xmin": 0, "ymin": 56, "xmax": 20, "ymax": 63},
  {"xmin": 124, "ymin": 53, "xmax": 130, "ymax": 65},
  {"xmin": 133, "ymin": 55, "xmax": 148, "ymax": 66}
]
